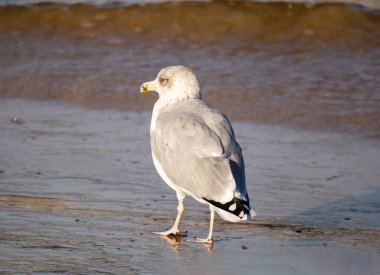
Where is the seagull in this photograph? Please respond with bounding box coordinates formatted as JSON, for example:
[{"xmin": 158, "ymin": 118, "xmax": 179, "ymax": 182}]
[{"xmin": 140, "ymin": 65, "xmax": 256, "ymax": 244}]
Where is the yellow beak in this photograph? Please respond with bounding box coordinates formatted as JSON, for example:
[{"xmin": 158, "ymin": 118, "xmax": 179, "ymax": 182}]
[{"xmin": 140, "ymin": 81, "xmax": 156, "ymax": 93}]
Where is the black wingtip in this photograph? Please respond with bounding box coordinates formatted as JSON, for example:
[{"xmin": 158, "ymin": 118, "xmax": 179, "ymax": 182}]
[{"xmin": 203, "ymin": 196, "xmax": 251, "ymax": 219}]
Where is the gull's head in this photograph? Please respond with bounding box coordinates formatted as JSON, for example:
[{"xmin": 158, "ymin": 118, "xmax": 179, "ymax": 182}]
[{"xmin": 140, "ymin": 65, "xmax": 201, "ymax": 104}]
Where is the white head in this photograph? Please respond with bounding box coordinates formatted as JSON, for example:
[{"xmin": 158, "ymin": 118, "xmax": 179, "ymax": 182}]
[{"xmin": 140, "ymin": 65, "xmax": 201, "ymax": 106}]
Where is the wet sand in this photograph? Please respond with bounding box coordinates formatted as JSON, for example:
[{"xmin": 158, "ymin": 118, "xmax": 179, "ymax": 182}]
[
  {"xmin": 1, "ymin": 1, "xmax": 380, "ymax": 138},
  {"xmin": 0, "ymin": 99, "xmax": 379, "ymax": 274}
]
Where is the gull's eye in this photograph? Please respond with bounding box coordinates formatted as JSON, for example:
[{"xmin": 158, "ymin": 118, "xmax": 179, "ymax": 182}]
[{"xmin": 159, "ymin": 76, "xmax": 171, "ymax": 86}]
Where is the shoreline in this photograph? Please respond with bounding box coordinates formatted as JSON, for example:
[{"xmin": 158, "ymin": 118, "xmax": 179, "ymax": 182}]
[
  {"xmin": 3, "ymin": 94, "xmax": 380, "ymax": 141},
  {"xmin": 1, "ymin": 1, "xmax": 379, "ymax": 139}
]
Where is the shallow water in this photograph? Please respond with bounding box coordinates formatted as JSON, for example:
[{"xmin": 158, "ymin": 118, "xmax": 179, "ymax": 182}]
[
  {"xmin": 0, "ymin": 1, "xmax": 380, "ymax": 137},
  {"xmin": 0, "ymin": 99, "xmax": 379, "ymax": 274}
]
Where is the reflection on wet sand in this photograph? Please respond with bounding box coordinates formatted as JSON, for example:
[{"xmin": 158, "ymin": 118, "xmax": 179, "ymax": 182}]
[
  {"xmin": 1, "ymin": 193, "xmax": 377, "ymax": 249},
  {"xmin": 0, "ymin": 194, "xmax": 70, "ymax": 211}
]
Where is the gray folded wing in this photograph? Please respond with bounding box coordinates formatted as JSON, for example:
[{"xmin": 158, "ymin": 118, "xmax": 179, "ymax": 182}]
[{"xmin": 151, "ymin": 99, "xmax": 247, "ymax": 204}]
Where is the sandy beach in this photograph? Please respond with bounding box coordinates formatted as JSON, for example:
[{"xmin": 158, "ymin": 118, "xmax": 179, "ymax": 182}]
[
  {"xmin": 1, "ymin": 0, "xmax": 380, "ymax": 274},
  {"xmin": 0, "ymin": 99, "xmax": 379, "ymax": 274}
]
